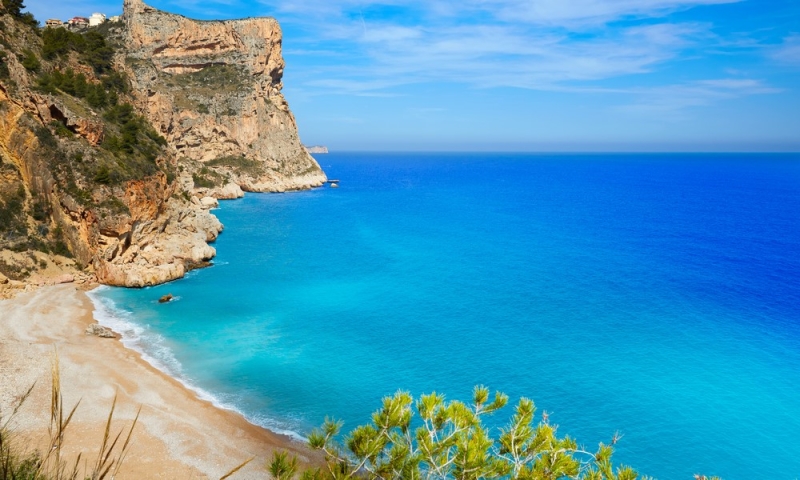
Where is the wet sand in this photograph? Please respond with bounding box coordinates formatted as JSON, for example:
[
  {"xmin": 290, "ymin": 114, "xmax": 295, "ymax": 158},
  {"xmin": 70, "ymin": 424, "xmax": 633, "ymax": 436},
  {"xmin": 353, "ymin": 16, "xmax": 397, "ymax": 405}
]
[{"xmin": 0, "ymin": 284, "xmax": 315, "ymax": 479}]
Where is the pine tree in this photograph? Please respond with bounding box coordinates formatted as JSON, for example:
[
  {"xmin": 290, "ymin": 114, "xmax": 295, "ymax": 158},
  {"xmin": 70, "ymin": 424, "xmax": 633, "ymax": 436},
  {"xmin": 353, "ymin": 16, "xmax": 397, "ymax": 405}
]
[{"xmin": 268, "ymin": 386, "xmax": 676, "ymax": 480}]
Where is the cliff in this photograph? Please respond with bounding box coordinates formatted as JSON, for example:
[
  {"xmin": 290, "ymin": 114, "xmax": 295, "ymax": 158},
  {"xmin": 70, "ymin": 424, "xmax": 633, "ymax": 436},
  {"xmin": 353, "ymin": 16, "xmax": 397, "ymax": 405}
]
[
  {"xmin": 0, "ymin": 2, "xmax": 324, "ymax": 293},
  {"xmin": 120, "ymin": 0, "xmax": 326, "ymax": 193}
]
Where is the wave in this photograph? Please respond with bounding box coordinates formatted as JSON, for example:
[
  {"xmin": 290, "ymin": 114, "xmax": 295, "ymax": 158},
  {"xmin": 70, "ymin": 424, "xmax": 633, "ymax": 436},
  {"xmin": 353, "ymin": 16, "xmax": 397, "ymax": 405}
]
[{"xmin": 85, "ymin": 286, "xmax": 306, "ymax": 442}]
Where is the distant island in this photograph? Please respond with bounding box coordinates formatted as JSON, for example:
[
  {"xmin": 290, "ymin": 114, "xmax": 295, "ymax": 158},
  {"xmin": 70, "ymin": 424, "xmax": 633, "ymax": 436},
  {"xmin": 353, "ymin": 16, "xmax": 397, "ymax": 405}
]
[{"xmin": 305, "ymin": 145, "xmax": 329, "ymax": 154}]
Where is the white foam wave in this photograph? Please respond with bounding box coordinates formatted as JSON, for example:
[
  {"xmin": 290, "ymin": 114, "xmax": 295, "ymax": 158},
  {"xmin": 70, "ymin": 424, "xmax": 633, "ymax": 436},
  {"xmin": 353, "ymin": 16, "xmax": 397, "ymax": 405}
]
[{"xmin": 86, "ymin": 287, "xmax": 306, "ymax": 442}]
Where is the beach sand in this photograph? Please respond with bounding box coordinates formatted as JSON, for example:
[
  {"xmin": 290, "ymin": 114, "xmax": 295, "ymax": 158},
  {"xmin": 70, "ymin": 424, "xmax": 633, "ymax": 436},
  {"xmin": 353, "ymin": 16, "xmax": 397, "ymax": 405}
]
[{"xmin": 0, "ymin": 284, "xmax": 315, "ymax": 479}]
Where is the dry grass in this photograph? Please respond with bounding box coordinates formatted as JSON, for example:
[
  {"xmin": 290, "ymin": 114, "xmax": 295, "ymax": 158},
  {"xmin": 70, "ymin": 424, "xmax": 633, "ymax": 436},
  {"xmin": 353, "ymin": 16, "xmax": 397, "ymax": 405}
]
[
  {"xmin": 1, "ymin": 350, "xmax": 256, "ymax": 480},
  {"xmin": 0, "ymin": 350, "xmax": 139, "ymax": 480}
]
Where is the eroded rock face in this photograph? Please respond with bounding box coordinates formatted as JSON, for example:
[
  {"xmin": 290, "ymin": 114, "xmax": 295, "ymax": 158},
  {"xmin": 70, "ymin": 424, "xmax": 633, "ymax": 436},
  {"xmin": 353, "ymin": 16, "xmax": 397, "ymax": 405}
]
[
  {"xmin": 121, "ymin": 0, "xmax": 326, "ymax": 192},
  {"xmin": 0, "ymin": 4, "xmax": 325, "ymax": 290},
  {"xmin": 93, "ymin": 172, "xmax": 223, "ymax": 287},
  {"xmin": 45, "ymin": 101, "xmax": 105, "ymax": 145}
]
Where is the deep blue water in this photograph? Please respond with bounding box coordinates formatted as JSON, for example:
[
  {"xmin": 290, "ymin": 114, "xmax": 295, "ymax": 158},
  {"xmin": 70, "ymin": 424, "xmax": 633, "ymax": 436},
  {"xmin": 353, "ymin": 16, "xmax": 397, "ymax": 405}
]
[{"xmin": 90, "ymin": 153, "xmax": 800, "ymax": 479}]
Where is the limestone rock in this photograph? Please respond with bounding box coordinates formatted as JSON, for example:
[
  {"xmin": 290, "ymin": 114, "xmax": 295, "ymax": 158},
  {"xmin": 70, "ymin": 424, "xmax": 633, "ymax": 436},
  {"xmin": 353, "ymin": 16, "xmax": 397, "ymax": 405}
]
[
  {"xmin": 69, "ymin": 117, "xmax": 105, "ymax": 145},
  {"xmin": 121, "ymin": 0, "xmax": 327, "ymax": 192},
  {"xmin": 305, "ymin": 145, "xmax": 328, "ymax": 154},
  {"xmin": 0, "ymin": 273, "xmax": 8, "ymax": 285},
  {"xmin": 211, "ymin": 182, "xmax": 245, "ymax": 199},
  {"xmin": 159, "ymin": 293, "xmax": 173, "ymax": 303},
  {"xmin": 200, "ymin": 196, "xmax": 219, "ymax": 209},
  {"xmin": 85, "ymin": 323, "xmax": 117, "ymax": 338},
  {"xmin": 53, "ymin": 274, "xmax": 74, "ymax": 284},
  {"xmin": 0, "ymin": 0, "xmax": 326, "ymax": 290},
  {"xmin": 89, "ymin": 170, "xmax": 225, "ymax": 287},
  {"xmin": 44, "ymin": 100, "xmax": 105, "ymax": 145}
]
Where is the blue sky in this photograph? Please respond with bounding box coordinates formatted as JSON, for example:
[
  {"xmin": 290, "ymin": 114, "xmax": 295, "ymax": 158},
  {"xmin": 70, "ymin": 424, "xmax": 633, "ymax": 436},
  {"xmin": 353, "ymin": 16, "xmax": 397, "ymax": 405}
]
[{"xmin": 26, "ymin": 0, "xmax": 800, "ymax": 151}]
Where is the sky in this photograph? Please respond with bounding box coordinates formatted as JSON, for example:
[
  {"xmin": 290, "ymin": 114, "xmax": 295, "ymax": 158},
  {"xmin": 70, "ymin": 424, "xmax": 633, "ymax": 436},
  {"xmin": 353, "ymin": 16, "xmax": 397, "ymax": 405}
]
[{"xmin": 25, "ymin": 0, "xmax": 800, "ymax": 151}]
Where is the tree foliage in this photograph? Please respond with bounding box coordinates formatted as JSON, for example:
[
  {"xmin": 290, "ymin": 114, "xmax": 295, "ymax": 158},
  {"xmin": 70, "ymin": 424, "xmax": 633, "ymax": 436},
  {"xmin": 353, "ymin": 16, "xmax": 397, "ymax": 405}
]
[
  {"xmin": 41, "ymin": 28, "xmax": 114, "ymax": 73},
  {"xmin": 1, "ymin": 0, "xmax": 25, "ymax": 17},
  {"xmin": 271, "ymin": 387, "xmax": 662, "ymax": 480},
  {"xmin": 21, "ymin": 48, "xmax": 40, "ymax": 72},
  {"xmin": 1, "ymin": 0, "xmax": 37, "ymax": 27}
]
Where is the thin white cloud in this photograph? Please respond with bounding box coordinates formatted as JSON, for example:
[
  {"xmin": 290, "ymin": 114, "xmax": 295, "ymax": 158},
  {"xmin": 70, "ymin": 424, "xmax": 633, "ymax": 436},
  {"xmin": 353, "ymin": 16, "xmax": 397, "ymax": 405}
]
[
  {"xmin": 253, "ymin": 0, "xmax": 755, "ymax": 100},
  {"xmin": 465, "ymin": 0, "xmax": 740, "ymax": 27},
  {"xmin": 771, "ymin": 34, "xmax": 800, "ymax": 66},
  {"xmin": 290, "ymin": 21, "xmax": 711, "ymax": 93},
  {"xmin": 618, "ymin": 78, "xmax": 780, "ymax": 116}
]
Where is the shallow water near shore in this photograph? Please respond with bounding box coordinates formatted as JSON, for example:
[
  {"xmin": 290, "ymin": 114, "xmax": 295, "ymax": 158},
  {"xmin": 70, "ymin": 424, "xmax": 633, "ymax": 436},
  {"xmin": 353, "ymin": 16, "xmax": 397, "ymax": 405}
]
[{"xmin": 92, "ymin": 153, "xmax": 800, "ymax": 479}]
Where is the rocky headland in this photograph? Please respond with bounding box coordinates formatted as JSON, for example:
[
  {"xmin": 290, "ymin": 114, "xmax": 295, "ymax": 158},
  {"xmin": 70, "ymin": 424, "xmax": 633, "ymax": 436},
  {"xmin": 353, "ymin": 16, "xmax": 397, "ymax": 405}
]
[
  {"xmin": 305, "ymin": 145, "xmax": 328, "ymax": 154},
  {"xmin": 0, "ymin": 0, "xmax": 326, "ymax": 294}
]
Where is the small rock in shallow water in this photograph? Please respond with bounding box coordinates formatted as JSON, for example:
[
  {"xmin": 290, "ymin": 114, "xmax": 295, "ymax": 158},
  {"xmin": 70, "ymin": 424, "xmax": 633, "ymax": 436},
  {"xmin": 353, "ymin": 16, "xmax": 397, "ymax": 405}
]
[{"xmin": 159, "ymin": 294, "xmax": 174, "ymax": 303}]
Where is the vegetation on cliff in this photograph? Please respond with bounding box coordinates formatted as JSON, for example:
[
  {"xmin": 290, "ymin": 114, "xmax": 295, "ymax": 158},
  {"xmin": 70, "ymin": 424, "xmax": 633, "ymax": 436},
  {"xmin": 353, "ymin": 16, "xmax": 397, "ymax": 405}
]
[
  {"xmin": 0, "ymin": 2, "xmax": 177, "ymax": 280},
  {"xmin": 1, "ymin": 0, "xmax": 326, "ymax": 288}
]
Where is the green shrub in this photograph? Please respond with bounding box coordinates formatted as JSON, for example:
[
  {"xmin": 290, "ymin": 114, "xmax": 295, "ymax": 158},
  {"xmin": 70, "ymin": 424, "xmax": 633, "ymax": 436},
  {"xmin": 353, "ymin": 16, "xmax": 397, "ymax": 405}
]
[
  {"xmin": 206, "ymin": 155, "xmax": 264, "ymax": 177},
  {"xmin": 51, "ymin": 226, "xmax": 72, "ymax": 257},
  {"xmin": 93, "ymin": 164, "xmax": 111, "ymax": 184},
  {"xmin": 49, "ymin": 120, "xmax": 72, "ymax": 138},
  {"xmin": 192, "ymin": 171, "xmax": 218, "ymax": 188},
  {"xmin": 0, "ymin": 51, "xmax": 10, "ymax": 79},
  {"xmin": 0, "ymin": 184, "xmax": 27, "ymax": 236},
  {"xmin": 41, "ymin": 27, "xmax": 115, "ymax": 73},
  {"xmin": 20, "ymin": 49, "xmax": 40, "ymax": 72}
]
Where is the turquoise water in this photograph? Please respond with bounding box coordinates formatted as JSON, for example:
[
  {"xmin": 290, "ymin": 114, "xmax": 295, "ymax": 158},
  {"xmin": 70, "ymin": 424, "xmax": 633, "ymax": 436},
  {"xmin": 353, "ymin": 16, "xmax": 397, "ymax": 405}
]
[{"xmin": 90, "ymin": 153, "xmax": 800, "ymax": 479}]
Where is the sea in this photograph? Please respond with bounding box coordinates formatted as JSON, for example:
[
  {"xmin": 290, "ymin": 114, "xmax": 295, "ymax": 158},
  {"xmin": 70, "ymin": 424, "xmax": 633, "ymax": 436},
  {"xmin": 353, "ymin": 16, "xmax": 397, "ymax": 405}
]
[{"xmin": 88, "ymin": 153, "xmax": 800, "ymax": 479}]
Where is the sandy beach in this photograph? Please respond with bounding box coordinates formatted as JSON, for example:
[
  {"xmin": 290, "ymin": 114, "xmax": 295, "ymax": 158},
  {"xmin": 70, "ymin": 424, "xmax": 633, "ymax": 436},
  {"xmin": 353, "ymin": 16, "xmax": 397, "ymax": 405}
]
[{"xmin": 0, "ymin": 284, "xmax": 314, "ymax": 479}]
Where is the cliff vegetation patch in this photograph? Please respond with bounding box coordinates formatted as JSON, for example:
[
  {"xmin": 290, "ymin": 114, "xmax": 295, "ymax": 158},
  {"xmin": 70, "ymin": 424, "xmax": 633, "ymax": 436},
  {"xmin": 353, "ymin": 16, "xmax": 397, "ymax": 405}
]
[
  {"xmin": 167, "ymin": 63, "xmax": 249, "ymax": 94},
  {"xmin": 0, "ymin": 10, "xmax": 177, "ymax": 257},
  {"xmin": 206, "ymin": 155, "xmax": 264, "ymax": 177},
  {"xmin": 192, "ymin": 166, "xmax": 225, "ymax": 188},
  {"xmin": 162, "ymin": 63, "xmax": 249, "ymax": 114}
]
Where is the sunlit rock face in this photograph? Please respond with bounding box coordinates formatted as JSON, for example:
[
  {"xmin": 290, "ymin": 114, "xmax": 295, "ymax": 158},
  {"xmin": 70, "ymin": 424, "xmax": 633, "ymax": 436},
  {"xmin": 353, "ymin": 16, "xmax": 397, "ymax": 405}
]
[{"xmin": 122, "ymin": 0, "xmax": 327, "ymax": 193}]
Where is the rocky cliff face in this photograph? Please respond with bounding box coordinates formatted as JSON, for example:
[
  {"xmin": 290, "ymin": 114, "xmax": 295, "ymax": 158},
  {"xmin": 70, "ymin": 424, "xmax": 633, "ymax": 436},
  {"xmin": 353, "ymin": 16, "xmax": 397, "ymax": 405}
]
[
  {"xmin": 121, "ymin": 0, "xmax": 326, "ymax": 193},
  {"xmin": 0, "ymin": 3, "xmax": 324, "ymax": 292}
]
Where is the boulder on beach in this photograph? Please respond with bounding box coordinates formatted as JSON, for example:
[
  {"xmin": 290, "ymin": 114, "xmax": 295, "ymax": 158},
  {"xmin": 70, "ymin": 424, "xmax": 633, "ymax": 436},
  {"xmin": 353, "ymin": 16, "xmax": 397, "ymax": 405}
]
[{"xmin": 85, "ymin": 323, "xmax": 116, "ymax": 338}]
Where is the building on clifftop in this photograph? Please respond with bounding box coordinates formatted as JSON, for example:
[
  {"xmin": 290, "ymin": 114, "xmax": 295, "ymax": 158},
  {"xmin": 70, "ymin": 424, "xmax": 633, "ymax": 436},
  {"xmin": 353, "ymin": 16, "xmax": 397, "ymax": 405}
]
[
  {"xmin": 89, "ymin": 13, "xmax": 107, "ymax": 26},
  {"xmin": 68, "ymin": 16, "xmax": 89, "ymax": 26},
  {"xmin": 45, "ymin": 19, "xmax": 63, "ymax": 27}
]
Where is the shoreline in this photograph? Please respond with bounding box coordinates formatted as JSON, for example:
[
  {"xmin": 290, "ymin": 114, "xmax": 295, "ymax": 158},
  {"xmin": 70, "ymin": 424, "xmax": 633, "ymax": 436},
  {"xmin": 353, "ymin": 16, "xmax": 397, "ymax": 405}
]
[
  {"xmin": 0, "ymin": 284, "xmax": 316, "ymax": 479},
  {"xmin": 86, "ymin": 285, "xmax": 308, "ymax": 442}
]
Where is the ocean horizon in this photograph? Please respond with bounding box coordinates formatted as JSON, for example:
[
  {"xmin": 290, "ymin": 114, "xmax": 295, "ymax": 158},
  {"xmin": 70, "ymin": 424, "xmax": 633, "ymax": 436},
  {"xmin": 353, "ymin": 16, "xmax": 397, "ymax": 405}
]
[{"xmin": 90, "ymin": 152, "xmax": 800, "ymax": 479}]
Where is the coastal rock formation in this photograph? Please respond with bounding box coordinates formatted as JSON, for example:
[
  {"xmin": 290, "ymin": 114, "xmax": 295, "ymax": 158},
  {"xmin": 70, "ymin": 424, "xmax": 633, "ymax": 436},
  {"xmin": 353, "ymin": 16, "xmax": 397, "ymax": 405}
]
[
  {"xmin": 85, "ymin": 323, "xmax": 117, "ymax": 338},
  {"xmin": 305, "ymin": 145, "xmax": 329, "ymax": 154},
  {"xmin": 93, "ymin": 173, "xmax": 223, "ymax": 287},
  {"xmin": 121, "ymin": 0, "xmax": 327, "ymax": 193},
  {"xmin": 0, "ymin": 2, "xmax": 325, "ymax": 290}
]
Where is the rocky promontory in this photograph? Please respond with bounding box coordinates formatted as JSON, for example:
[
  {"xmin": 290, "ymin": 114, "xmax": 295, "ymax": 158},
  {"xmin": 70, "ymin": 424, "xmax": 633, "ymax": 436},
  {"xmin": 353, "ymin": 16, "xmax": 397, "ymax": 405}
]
[
  {"xmin": 121, "ymin": 0, "xmax": 326, "ymax": 193},
  {"xmin": 0, "ymin": 1, "xmax": 325, "ymax": 292}
]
